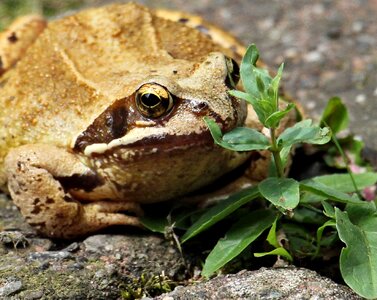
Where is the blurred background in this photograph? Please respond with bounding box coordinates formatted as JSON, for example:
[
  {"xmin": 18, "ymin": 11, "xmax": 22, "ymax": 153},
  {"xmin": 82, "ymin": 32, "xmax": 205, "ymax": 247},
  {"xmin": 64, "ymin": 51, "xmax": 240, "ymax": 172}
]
[{"xmin": 1, "ymin": 0, "xmax": 377, "ymax": 150}]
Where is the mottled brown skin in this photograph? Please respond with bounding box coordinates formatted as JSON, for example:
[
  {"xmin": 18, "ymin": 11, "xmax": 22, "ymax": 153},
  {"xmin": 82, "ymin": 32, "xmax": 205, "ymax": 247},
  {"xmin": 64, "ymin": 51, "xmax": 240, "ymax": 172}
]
[{"xmin": 0, "ymin": 3, "xmax": 290, "ymax": 239}]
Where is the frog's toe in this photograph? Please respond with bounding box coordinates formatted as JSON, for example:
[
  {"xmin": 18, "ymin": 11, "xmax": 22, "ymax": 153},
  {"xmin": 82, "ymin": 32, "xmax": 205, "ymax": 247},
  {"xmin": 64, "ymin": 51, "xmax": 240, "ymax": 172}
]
[{"xmin": 81, "ymin": 201, "xmax": 143, "ymax": 230}]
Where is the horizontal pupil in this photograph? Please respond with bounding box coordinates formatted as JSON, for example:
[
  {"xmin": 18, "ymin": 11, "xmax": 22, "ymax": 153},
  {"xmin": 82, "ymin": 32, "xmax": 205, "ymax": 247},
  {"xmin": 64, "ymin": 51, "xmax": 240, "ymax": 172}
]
[{"xmin": 141, "ymin": 93, "xmax": 161, "ymax": 107}]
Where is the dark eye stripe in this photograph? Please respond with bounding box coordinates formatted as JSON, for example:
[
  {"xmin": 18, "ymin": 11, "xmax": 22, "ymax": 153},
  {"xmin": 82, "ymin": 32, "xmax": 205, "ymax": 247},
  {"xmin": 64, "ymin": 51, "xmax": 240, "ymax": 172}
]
[{"xmin": 74, "ymin": 101, "xmax": 128, "ymax": 152}]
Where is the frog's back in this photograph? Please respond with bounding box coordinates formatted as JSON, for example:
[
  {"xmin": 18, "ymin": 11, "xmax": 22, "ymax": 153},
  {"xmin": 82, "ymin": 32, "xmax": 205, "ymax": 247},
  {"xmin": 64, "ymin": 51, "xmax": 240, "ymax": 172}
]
[{"xmin": 0, "ymin": 2, "xmax": 243, "ymax": 187}]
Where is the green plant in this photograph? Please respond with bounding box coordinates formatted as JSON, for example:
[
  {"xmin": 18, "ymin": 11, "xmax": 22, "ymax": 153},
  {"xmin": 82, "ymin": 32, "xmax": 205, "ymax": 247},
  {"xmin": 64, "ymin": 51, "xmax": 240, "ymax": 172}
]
[
  {"xmin": 120, "ymin": 273, "xmax": 175, "ymax": 300},
  {"xmin": 178, "ymin": 45, "xmax": 377, "ymax": 298}
]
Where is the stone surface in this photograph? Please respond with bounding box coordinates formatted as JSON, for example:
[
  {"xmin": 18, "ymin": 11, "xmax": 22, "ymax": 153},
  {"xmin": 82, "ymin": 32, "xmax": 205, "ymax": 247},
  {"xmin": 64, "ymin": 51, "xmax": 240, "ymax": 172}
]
[
  {"xmin": 157, "ymin": 268, "xmax": 361, "ymax": 300},
  {"xmin": 0, "ymin": 196, "xmax": 186, "ymax": 299}
]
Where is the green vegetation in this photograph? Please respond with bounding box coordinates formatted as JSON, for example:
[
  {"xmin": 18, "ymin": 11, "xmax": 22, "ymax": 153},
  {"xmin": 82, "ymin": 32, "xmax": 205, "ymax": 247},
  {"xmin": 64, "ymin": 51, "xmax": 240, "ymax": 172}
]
[
  {"xmin": 143, "ymin": 45, "xmax": 377, "ymax": 299},
  {"xmin": 120, "ymin": 273, "xmax": 176, "ymax": 300}
]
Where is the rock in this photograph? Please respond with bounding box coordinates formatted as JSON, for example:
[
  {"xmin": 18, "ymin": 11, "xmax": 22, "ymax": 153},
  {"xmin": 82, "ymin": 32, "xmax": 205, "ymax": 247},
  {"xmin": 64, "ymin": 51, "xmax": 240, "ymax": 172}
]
[
  {"xmin": 156, "ymin": 268, "xmax": 361, "ymax": 300},
  {"xmin": 0, "ymin": 231, "xmax": 186, "ymax": 299},
  {"xmin": 0, "ymin": 278, "xmax": 23, "ymax": 297},
  {"xmin": 0, "ymin": 194, "xmax": 186, "ymax": 299}
]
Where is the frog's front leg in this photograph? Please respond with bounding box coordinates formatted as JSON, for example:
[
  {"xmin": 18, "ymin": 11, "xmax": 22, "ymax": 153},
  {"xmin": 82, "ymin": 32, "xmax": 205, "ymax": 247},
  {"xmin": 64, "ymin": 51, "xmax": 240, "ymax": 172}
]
[
  {"xmin": 0, "ymin": 15, "xmax": 46, "ymax": 75},
  {"xmin": 4, "ymin": 144, "xmax": 142, "ymax": 239}
]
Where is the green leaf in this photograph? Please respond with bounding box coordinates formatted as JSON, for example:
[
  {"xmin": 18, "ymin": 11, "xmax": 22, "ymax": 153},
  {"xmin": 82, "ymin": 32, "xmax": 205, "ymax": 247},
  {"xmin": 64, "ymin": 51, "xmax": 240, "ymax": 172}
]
[
  {"xmin": 300, "ymin": 179, "xmax": 363, "ymax": 204},
  {"xmin": 322, "ymin": 201, "xmax": 335, "ymax": 218},
  {"xmin": 266, "ymin": 218, "xmax": 279, "ymax": 248},
  {"xmin": 346, "ymin": 202, "xmax": 377, "ymax": 228},
  {"xmin": 259, "ymin": 177, "xmax": 300, "ymax": 210},
  {"xmin": 239, "ymin": 44, "xmax": 260, "ymax": 98},
  {"xmin": 270, "ymin": 62, "xmax": 284, "ymax": 108},
  {"xmin": 316, "ymin": 220, "xmax": 336, "ymax": 255},
  {"xmin": 140, "ymin": 215, "xmax": 168, "ymax": 234},
  {"xmin": 336, "ymin": 208, "xmax": 377, "ymax": 299},
  {"xmin": 228, "ymin": 90, "xmax": 253, "ymax": 102},
  {"xmin": 257, "ymin": 218, "xmax": 294, "ymax": 261},
  {"xmin": 222, "ymin": 127, "xmax": 270, "ymax": 150},
  {"xmin": 315, "ymin": 173, "xmax": 377, "ymax": 193},
  {"xmin": 279, "ymin": 145, "xmax": 292, "ymax": 169},
  {"xmin": 277, "ymin": 119, "xmax": 331, "ymax": 148},
  {"xmin": 301, "ymin": 173, "xmax": 377, "ymax": 203},
  {"xmin": 229, "ymin": 89, "xmax": 274, "ymax": 126},
  {"xmin": 281, "ymin": 223, "xmax": 317, "ymax": 257},
  {"xmin": 204, "ymin": 117, "xmax": 270, "ymax": 151},
  {"xmin": 201, "ymin": 209, "xmax": 276, "ymax": 277},
  {"xmin": 265, "ymin": 103, "xmax": 295, "ymax": 128},
  {"xmin": 320, "ymin": 97, "xmax": 349, "ymax": 134},
  {"xmin": 254, "ymin": 247, "xmax": 293, "ymax": 261},
  {"xmin": 181, "ymin": 186, "xmax": 260, "ymax": 243},
  {"xmin": 256, "ymin": 100, "xmax": 276, "ymax": 126},
  {"xmin": 292, "ymin": 206, "xmax": 328, "ymax": 225},
  {"xmin": 240, "ymin": 44, "xmax": 272, "ymax": 99},
  {"xmin": 256, "ymin": 75, "xmax": 265, "ymax": 94}
]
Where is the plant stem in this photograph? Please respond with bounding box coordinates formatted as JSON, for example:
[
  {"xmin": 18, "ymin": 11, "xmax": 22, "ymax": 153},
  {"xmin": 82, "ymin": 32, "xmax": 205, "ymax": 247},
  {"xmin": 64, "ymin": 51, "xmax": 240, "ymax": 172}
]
[
  {"xmin": 331, "ymin": 134, "xmax": 362, "ymax": 200},
  {"xmin": 270, "ymin": 128, "xmax": 284, "ymax": 178}
]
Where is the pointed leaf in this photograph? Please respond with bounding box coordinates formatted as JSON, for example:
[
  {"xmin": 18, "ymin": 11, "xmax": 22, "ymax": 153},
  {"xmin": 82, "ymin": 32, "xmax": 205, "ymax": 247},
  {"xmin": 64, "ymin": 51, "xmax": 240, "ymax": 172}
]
[
  {"xmin": 259, "ymin": 177, "xmax": 300, "ymax": 210},
  {"xmin": 314, "ymin": 172, "xmax": 377, "ymax": 193},
  {"xmin": 300, "ymin": 179, "xmax": 364, "ymax": 204},
  {"xmin": 266, "ymin": 218, "xmax": 279, "ymax": 248},
  {"xmin": 240, "ymin": 44, "xmax": 272, "ymax": 99},
  {"xmin": 181, "ymin": 186, "xmax": 260, "ymax": 243},
  {"xmin": 265, "ymin": 103, "xmax": 295, "ymax": 128},
  {"xmin": 201, "ymin": 209, "xmax": 276, "ymax": 277},
  {"xmin": 336, "ymin": 208, "xmax": 377, "ymax": 299},
  {"xmin": 322, "ymin": 201, "xmax": 335, "ymax": 218},
  {"xmin": 254, "ymin": 247, "xmax": 293, "ymax": 261},
  {"xmin": 277, "ymin": 119, "xmax": 331, "ymax": 148},
  {"xmin": 228, "ymin": 90, "xmax": 253, "ymax": 102},
  {"xmin": 204, "ymin": 117, "xmax": 270, "ymax": 151},
  {"xmin": 316, "ymin": 220, "xmax": 336, "ymax": 250},
  {"xmin": 320, "ymin": 97, "xmax": 349, "ymax": 134},
  {"xmin": 270, "ymin": 62, "xmax": 284, "ymax": 108},
  {"xmin": 240, "ymin": 44, "xmax": 260, "ymax": 98},
  {"xmin": 140, "ymin": 215, "xmax": 168, "ymax": 234},
  {"xmin": 301, "ymin": 173, "xmax": 377, "ymax": 203},
  {"xmin": 222, "ymin": 127, "xmax": 270, "ymax": 151}
]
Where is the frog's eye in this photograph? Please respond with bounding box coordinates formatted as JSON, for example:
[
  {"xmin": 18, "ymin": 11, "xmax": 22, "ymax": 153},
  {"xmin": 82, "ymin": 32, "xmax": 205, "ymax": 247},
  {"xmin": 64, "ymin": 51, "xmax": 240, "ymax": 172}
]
[
  {"xmin": 135, "ymin": 84, "xmax": 174, "ymax": 118},
  {"xmin": 225, "ymin": 57, "xmax": 240, "ymax": 88}
]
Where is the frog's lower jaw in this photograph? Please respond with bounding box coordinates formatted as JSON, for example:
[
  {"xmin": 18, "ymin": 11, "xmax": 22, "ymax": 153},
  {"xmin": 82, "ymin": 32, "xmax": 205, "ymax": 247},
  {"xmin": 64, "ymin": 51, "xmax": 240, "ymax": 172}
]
[{"xmin": 4, "ymin": 144, "xmax": 143, "ymax": 239}]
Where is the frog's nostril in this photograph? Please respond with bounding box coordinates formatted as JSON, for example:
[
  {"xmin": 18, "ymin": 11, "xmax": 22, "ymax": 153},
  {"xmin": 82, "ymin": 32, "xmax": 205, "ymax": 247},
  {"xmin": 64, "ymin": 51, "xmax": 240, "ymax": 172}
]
[{"xmin": 192, "ymin": 102, "xmax": 208, "ymax": 112}]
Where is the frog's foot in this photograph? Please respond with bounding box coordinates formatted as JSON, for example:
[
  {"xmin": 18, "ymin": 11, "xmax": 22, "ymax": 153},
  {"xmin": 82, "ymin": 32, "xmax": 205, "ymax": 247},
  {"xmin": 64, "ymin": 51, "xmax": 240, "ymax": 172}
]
[
  {"xmin": 4, "ymin": 144, "xmax": 142, "ymax": 239},
  {"xmin": 0, "ymin": 15, "xmax": 46, "ymax": 76}
]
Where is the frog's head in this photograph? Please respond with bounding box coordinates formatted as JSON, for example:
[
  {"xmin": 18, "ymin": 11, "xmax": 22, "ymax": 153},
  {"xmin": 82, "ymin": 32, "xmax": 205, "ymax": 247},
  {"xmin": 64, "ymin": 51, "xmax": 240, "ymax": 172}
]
[{"xmin": 73, "ymin": 52, "xmax": 251, "ymax": 202}]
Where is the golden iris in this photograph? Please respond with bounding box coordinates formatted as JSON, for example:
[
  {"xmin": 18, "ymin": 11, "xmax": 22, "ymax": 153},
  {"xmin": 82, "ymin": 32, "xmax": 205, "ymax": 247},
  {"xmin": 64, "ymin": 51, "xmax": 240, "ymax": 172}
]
[{"xmin": 135, "ymin": 84, "xmax": 174, "ymax": 118}]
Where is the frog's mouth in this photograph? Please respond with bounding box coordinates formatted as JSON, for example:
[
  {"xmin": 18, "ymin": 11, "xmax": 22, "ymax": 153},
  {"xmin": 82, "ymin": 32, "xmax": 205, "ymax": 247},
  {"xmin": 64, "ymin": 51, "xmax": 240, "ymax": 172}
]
[{"xmin": 83, "ymin": 123, "xmax": 219, "ymax": 156}]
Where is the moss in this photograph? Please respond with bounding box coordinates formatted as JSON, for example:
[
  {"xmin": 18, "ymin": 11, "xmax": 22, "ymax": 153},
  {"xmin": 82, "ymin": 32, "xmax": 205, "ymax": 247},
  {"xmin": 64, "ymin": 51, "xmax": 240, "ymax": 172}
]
[
  {"xmin": 0, "ymin": 253, "xmax": 122, "ymax": 299},
  {"xmin": 120, "ymin": 273, "xmax": 176, "ymax": 300}
]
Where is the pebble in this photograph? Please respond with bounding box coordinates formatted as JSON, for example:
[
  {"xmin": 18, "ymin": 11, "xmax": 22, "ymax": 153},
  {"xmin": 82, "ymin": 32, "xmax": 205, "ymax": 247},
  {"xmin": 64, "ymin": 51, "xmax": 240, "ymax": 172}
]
[
  {"xmin": 24, "ymin": 290, "xmax": 44, "ymax": 300},
  {"xmin": 28, "ymin": 250, "xmax": 72, "ymax": 261},
  {"xmin": 355, "ymin": 94, "xmax": 366, "ymax": 104},
  {"xmin": 0, "ymin": 280, "xmax": 23, "ymax": 297},
  {"xmin": 304, "ymin": 51, "xmax": 322, "ymax": 63}
]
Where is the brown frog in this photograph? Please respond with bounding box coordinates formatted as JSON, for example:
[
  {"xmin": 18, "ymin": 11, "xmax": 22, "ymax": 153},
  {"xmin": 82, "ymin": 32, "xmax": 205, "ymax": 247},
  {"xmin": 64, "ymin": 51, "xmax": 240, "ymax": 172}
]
[{"xmin": 0, "ymin": 3, "xmax": 294, "ymax": 239}]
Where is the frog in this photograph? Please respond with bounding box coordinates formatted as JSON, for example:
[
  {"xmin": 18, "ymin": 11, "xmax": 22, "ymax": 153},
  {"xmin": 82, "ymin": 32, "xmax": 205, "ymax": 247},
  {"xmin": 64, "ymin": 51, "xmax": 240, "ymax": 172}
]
[{"xmin": 0, "ymin": 3, "xmax": 295, "ymax": 239}]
